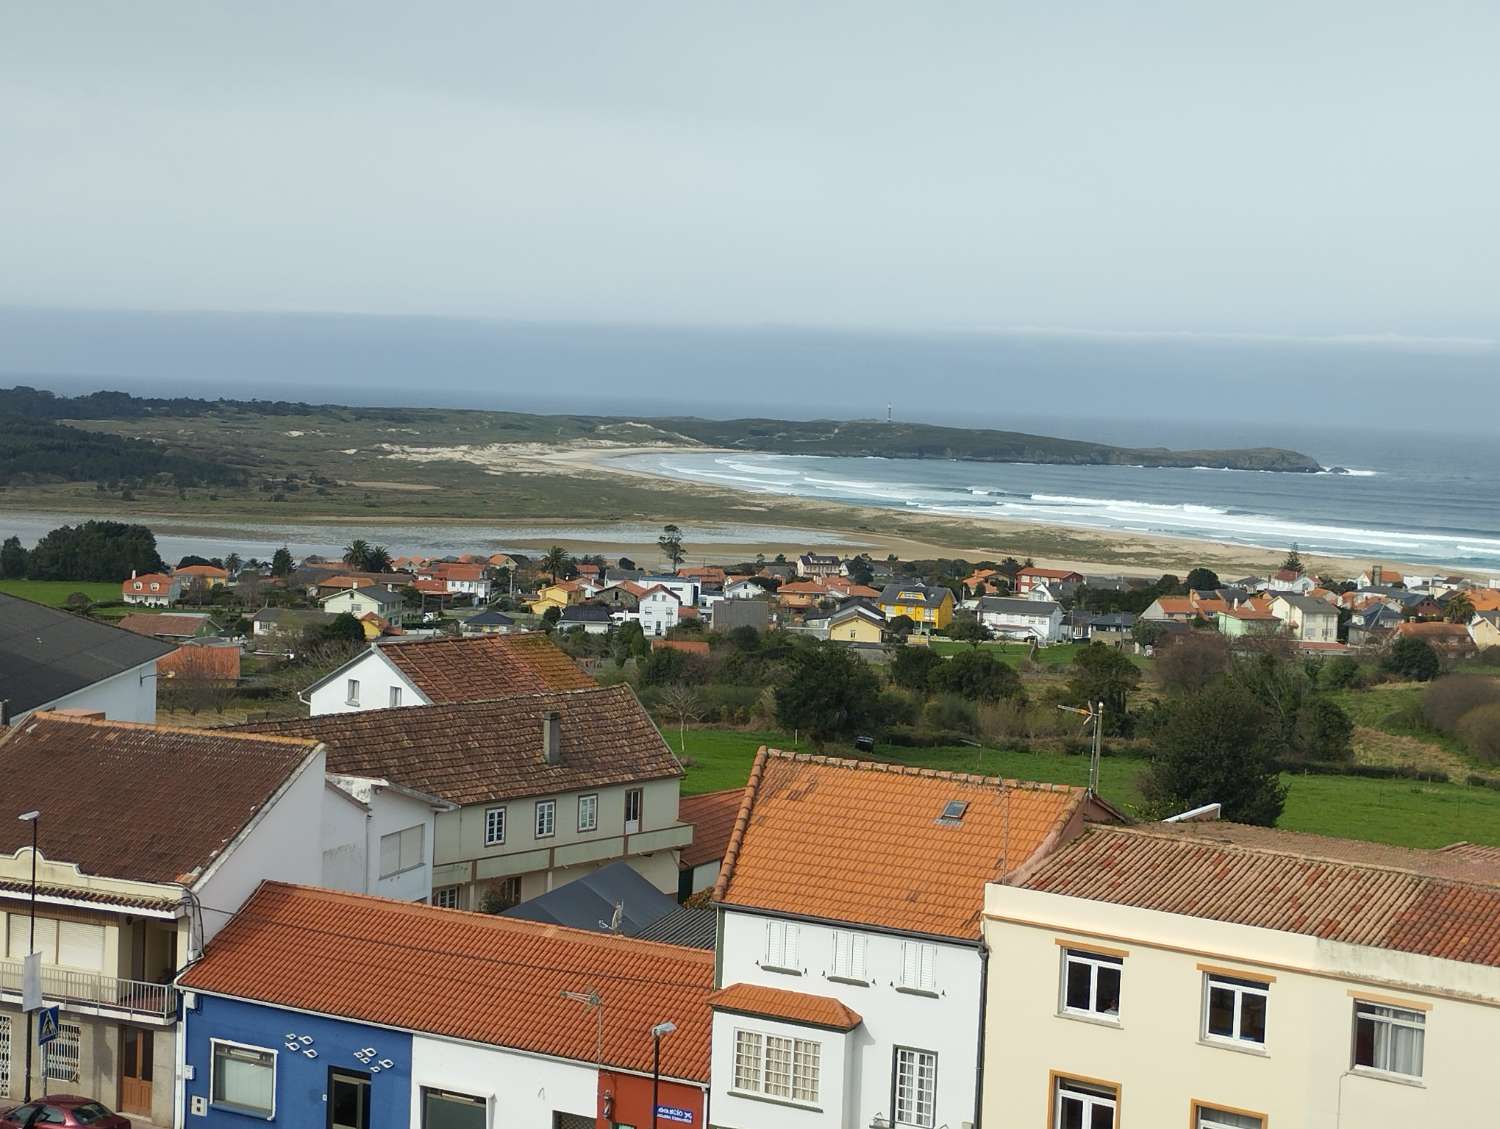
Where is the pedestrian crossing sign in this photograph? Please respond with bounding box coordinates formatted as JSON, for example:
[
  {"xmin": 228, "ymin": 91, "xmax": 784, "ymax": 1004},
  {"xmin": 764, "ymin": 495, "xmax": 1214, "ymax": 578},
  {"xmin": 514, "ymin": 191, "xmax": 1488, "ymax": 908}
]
[{"xmin": 37, "ymin": 1006, "xmax": 60, "ymax": 1046}]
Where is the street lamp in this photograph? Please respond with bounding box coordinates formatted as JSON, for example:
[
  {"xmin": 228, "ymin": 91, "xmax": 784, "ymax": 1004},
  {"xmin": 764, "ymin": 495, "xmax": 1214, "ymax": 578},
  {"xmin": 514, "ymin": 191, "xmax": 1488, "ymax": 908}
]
[
  {"xmin": 18, "ymin": 810, "xmax": 39, "ymax": 1102},
  {"xmin": 650, "ymin": 1020, "xmax": 676, "ymax": 1129}
]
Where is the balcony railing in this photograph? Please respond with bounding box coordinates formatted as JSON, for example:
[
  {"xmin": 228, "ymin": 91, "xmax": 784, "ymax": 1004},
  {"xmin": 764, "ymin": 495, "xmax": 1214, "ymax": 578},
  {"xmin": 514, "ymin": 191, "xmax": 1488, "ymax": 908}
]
[{"xmin": 0, "ymin": 958, "xmax": 175, "ymax": 1020}]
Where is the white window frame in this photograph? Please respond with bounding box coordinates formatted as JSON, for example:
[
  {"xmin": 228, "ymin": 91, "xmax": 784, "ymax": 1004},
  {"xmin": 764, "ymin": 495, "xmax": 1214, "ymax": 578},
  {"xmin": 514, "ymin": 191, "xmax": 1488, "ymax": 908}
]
[
  {"xmin": 432, "ymin": 886, "xmax": 461, "ymax": 910},
  {"xmin": 1195, "ymin": 1105, "xmax": 1265, "ymax": 1129},
  {"xmin": 762, "ymin": 920, "xmax": 800, "ymax": 973},
  {"xmin": 534, "ymin": 799, "xmax": 557, "ymax": 839},
  {"xmin": 1060, "ymin": 948, "xmax": 1122, "ymax": 1021},
  {"xmin": 1352, "ymin": 1000, "xmax": 1426, "ymax": 1080},
  {"xmin": 389, "ymin": 686, "xmax": 402, "ymax": 708},
  {"xmin": 899, "ymin": 941, "xmax": 937, "ymax": 993},
  {"xmin": 378, "ymin": 824, "xmax": 425, "ymax": 879},
  {"xmin": 209, "ymin": 1038, "xmax": 278, "ymax": 1120},
  {"xmin": 577, "ymin": 793, "xmax": 599, "ymax": 832},
  {"xmin": 1054, "ymin": 1077, "xmax": 1116, "ymax": 1129},
  {"xmin": 624, "ymin": 787, "xmax": 644, "ymax": 833},
  {"xmin": 346, "ymin": 678, "xmax": 360, "ymax": 706},
  {"xmin": 831, "ymin": 930, "xmax": 868, "ymax": 983},
  {"xmin": 484, "ymin": 806, "xmax": 506, "ymax": 846},
  {"xmin": 1202, "ymin": 973, "xmax": 1269, "ymax": 1048},
  {"xmin": 730, "ymin": 1028, "xmax": 820, "ymax": 1106},
  {"xmin": 893, "ymin": 1047, "xmax": 937, "ymax": 1127}
]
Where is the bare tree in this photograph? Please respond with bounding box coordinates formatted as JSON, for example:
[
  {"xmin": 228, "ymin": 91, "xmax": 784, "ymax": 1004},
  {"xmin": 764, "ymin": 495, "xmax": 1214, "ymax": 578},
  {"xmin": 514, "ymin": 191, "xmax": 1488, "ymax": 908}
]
[{"xmin": 659, "ymin": 683, "xmax": 705, "ymax": 754}]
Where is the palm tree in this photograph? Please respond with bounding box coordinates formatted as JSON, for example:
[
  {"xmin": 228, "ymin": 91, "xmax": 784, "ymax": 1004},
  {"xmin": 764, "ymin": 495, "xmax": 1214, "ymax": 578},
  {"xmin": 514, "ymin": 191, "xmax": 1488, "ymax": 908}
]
[
  {"xmin": 541, "ymin": 545, "xmax": 570, "ymax": 583},
  {"xmin": 343, "ymin": 539, "xmax": 372, "ymax": 570},
  {"xmin": 364, "ymin": 545, "xmax": 393, "ymax": 573},
  {"xmin": 224, "ymin": 552, "xmax": 242, "ymax": 578}
]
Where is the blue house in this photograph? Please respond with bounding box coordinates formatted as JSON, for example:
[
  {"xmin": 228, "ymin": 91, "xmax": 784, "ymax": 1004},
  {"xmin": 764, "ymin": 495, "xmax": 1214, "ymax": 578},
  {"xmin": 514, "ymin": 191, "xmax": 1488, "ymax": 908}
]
[{"xmin": 183, "ymin": 993, "xmax": 412, "ymax": 1129}]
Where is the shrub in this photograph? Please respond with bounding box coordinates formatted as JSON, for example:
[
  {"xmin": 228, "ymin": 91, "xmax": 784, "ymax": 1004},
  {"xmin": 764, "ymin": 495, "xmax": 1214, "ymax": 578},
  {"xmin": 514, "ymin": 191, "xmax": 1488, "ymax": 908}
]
[
  {"xmin": 1383, "ymin": 637, "xmax": 1440, "ymax": 681},
  {"xmin": 1289, "ymin": 696, "xmax": 1354, "ymax": 764},
  {"xmin": 1155, "ymin": 632, "xmax": 1232, "ymax": 694},
  {"xmin": 1479, "ymin": 646, "xmax": 1500, "ymax": 667},
  {"xmin": 1422, "ymin": 675, "xmax": 1500, "ymax": 735},
  {"xmin": 1456, "ymin": 703, "xmax": 1500, "ymax": 764},
  {"xmin": 1320, "ymin": 655, "xmax": 1364, "ymax": 690},
  {"xmin": 931, "ymin": 650, "xmax": 1026, "ymax": 702},
  {"xmin": 923, "ymin": 694, "xmax": 979, "ymax": 735}
]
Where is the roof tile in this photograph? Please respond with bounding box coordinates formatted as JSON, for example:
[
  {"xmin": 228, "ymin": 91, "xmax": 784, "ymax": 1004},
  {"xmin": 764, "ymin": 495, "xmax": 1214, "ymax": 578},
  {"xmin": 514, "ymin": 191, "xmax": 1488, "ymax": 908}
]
[
  {"xmin": 709, "ymin": 983, "xmax": 862, "ymax": 1031},
  {"xmin": 376, "ymin": 634, "xmax": 595, "ymax": 701}
]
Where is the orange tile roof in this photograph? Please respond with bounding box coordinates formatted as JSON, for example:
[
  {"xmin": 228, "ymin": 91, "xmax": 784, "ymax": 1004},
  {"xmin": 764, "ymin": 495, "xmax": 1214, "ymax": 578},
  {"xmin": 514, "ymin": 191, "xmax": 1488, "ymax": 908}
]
[
  {"xmin": 679, "ymin": 788, "xmax": 745, "ymax": 869},
  {"xmin": 157, "ymin": 644, "xmax": 241, "ymax": 682},
  {"xmin": 714, "ymin": 749, "xmax": 1098, "ymax": 939},
  {"xmin": 122, "ymin": 572, "xmax": 175, "ymax": 593},
  {"xmin": 1018, "ymin": 567, "xmax": 1082, "ymax": 580},
  {"xmin": 1017, "ymin": 823, "xmax": 1500, "ymax": 966},
  {"xmin": 175, "ymin": 564, "xmax": 229, "ymax": 578},
  {"xmin": 1153, "ymin": 597, "xmax": 1196, "ymax": 615},
  {"xmin": 323, "ymin": 575, "xmax": 375, "ymax": 590},
  {"xmin": 1468, "ymin": 590, "xmax": 1500, "ymax": 612},
  {"xmin": 376, "ymin": 634, "xmax": 595, "ymax": 701},
  {"xmin": 116, "ymin": 613, "xmax": 210, "ymax": 638},
  {"xmin": 709, "ymin": 983, "xmax": 862, "ymax": 1032},
  {"xmin": 179, "ymin": 882, "xmax": 714, "ymax": 1080},
  {"xmin": 1396, "ymin": 621, "xmax": 1471, "ymax": 640},
  {"xmin": 411, "ymin": 578, "xmax": 450, "ymax": 595},
  {"xmin": 435, "ymin": 563, "xmax": 485, "ymax": 581}
]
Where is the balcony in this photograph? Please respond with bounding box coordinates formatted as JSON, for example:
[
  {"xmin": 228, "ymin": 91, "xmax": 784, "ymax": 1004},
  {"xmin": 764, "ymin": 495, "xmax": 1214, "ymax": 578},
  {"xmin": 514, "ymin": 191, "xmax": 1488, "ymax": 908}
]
[{"xmin": 0, "ymin": 958, "xmax": 176, "ymax": 1022}]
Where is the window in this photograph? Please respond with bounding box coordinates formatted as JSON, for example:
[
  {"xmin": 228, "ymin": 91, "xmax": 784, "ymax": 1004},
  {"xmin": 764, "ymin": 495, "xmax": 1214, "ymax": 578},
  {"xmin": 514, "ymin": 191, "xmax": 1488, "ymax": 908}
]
[
  {"xmin": 731, "ymin": 1029, "xmax": 819, "ymax": 1104},
  {"xmin": 1195, "ymin": 1106, "xmax": 1263, "ymax": 1129},
  {"xmin": 624, "ymin": 788, "xmax": 643, "ymax": 832},
  {"xmin": 831, "ymin": 930, "xmax": 867, "ymax": 982},
  {"xmin": 346, "ymin": 678, "xmax": 360, "ymax": 705},
  {"xmin": 900, "ymin": 941, "xmax": 937, "ymax": 993},
  {"xmin": 535, "ymin": 799, "xmax": 557, "ymax": 838},
  {"xmin": 421, "ymin": 1088, "xmax": 486, "ymax": 1129},
  {"xmin": 5, "ymin": 917, "xmax": 105, "ymax": 972},
  {"xmin": 1353, "ymin": 1000, "xmax": 1425, "ymax": 1078},
  {"xmin": 763, "ymin": 920, "xmax": 799, "ymax": 972},
  {"xmin": 432, "ymin": 886, "xmax": 461, "ymax": 910},
  {"xmin": 330, "ymin": 1069, "xmax": 371, "ymax": 1129},
  {"xmin": 211, "ymin": 1041, "xmax": 276, "ymax": 1118},
  {"xmin": 389, "ymin": 686, "xmax": 402, "ymax": 708},
  {"xmin": 1054, "ymin": 1077, "xmax": 1115, "ymax": 1129},
  {"xmin": 378, "ymin": 824, "xmax": 425, "ymax": 878},
  {"xmin": 1203, "ymin": 973, "xmax": 1268, "ymax": 1047},
  {"xmin": 484, "ymin": 806, "xmax": 506, "ymax": 845},
  {"xmin": 577, "ymin": 793, "xmax": 598, "ymax": 832},
  {"xmin": 893, "ymin": 1048, "xmax": 937, "ymax": 1127},
  {"xmin": 1061, "ymin": 949, "xmax": 1121, "ymax": 1020}
]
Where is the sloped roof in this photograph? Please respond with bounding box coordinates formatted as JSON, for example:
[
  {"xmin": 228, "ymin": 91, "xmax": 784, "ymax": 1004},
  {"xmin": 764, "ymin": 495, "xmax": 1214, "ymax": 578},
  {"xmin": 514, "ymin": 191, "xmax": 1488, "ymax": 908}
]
[
  {"xmin": 714, "ymin": 749, "xmax": 1099, "ymax": 939},
  {"xmin": 0, "ymin": 714, "xmax": 317, "ymax": 885},
  {"xmin": 502, "ymin": 859, "xmax": 677, "ymax": 936},
  {"xmin": 116, "ymin": 613, "xmax": 213, "ymax": 638},
  {"xmin": 1016, "ymin": 822, "xmax": 1500, "ymax": 967},
  {"xmin": 978, "ymin": 597, "xmax": 1059, "ymax": 616},
  {"xmin": 709, "ymin": 983, "xmax": 862, "ymax": 1032},
  {"xmin": 335, "ymin": 634, "xmax": 594, "ymax": 702},
  {"xmin": 157, "ymin": 643, "xmax": 241, "ymax": 681},
  {"xmin": 179, "ymin": 882, "xmax": 714, "ymax": 1080},
  {"xmin": 878, "ymin": 583, "xmax": 952, "ymax": 609},
  {"xmin": 679, "ymin": 788, "xmax": 745, "ymax": 869},
  {"xmin": 0, "ymin": 593, "xmax": 175, "ymax": 716},
  {"xmin": 635, "ymin": 905, "xmax": 717, "ymax": 949},
  {"xmin": 237, "ymin": 685, "xmax": 682, "ymax": 806}
]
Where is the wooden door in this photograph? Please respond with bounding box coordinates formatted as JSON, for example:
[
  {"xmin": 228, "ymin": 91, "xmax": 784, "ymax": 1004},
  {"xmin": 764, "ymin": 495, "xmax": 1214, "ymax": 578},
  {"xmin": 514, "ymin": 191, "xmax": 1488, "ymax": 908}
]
[{"xmin": 119, "ymin": 1027, "xmax": 152, "ymax": 1114}]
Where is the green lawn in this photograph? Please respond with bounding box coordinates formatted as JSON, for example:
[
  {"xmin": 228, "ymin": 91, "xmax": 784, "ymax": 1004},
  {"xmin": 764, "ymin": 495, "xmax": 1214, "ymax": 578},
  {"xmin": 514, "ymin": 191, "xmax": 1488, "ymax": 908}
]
[
  {"xmin": 923, "ymin": 639, "xmax": 1151, "ymax": 670},
  {"xmin": 1328, "ymin": 684, "xmax": 1469, "ymax": 757},
  {"xmin": 664, "ymin": 726, "xmax": 1500, "ymax": 848},
  {"xmin": 0, "ymin": 579, "xmax": 123, "ymax": 607}
]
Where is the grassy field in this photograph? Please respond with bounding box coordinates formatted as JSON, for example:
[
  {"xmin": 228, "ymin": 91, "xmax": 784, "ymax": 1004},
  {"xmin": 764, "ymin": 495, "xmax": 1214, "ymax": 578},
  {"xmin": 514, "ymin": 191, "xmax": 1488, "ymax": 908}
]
[
  {"xmin": 664, "ymin": 726, "xmax": 1500, "ymax": 848},
  {"xmin": 924, "ymin": 639, "xmax": 1151, "ymax": 670},
  {"xmin": 0, "ymin": 579, "xmax": 123, "ymax": 606}
]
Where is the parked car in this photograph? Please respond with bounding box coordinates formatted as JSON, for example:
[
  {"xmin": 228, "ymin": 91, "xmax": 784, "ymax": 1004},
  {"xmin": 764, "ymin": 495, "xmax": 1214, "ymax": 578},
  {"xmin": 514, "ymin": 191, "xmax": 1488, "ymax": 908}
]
[{"xmin": 0, "ymin": 1098, "xmax": 130, "ymax": 1129}]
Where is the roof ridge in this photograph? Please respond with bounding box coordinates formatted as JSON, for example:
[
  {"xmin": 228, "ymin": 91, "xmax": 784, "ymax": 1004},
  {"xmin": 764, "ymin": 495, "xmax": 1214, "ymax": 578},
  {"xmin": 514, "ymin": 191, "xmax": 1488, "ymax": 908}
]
[
  {"xmin": 760, "ymin": 747, "xmax": 1083, "ymax": 794},
  {"xmin": 29, "ymin": 711, "xmax": 320, "ymax": 748}
]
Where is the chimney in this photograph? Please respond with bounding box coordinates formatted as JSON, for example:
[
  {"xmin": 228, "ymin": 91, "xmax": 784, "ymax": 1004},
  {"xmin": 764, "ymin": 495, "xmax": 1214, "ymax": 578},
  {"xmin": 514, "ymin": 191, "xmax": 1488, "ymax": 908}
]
[
  {"xmin": 542, "ymin": 710, "xmax": 562, "ymax": 765},
  {"xmin": 1372, "ymin": 565, "xmax": 1383, "ymax": 587}
]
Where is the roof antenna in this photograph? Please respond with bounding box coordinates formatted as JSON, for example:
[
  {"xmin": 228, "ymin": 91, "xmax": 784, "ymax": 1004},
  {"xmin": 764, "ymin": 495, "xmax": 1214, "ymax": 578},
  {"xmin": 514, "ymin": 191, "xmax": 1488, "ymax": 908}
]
[
  {"xmin": 1058, "ymin": 700, "xmax": 1105, "ymax": 796},
  {"xmin": 598, "ymin": 901, "xmax": 623, "ymax": 934}
]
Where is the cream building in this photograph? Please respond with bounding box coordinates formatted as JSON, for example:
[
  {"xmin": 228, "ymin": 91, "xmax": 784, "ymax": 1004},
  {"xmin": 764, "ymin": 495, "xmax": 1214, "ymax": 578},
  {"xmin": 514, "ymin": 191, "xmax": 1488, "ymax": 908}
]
[{"xmin": 982, "ymin": 821, "xmax": 1500, "ymax": 1129}]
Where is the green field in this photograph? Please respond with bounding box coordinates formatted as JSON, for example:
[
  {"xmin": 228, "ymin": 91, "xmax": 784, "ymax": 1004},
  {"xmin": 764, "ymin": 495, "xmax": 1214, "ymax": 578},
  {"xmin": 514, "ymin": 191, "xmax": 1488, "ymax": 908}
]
[
  {"xmin": 0, "ymin": 579, "xmax": 123, "ymax": 607},
  {"xmin": 924, "ymin": 639, "xmax": 1151, "ymax": 670},
  {"xmin": 663, "ymin": 726, "xmax": 1500, "ymax": 848}
]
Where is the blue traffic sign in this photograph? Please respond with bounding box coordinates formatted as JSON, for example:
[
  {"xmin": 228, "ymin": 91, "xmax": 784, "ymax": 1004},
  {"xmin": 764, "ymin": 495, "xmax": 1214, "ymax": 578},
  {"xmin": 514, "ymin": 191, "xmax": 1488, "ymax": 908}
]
[{"xmin": 36, "ymin": 1006, "xmax": 60, "ymax": 1046}]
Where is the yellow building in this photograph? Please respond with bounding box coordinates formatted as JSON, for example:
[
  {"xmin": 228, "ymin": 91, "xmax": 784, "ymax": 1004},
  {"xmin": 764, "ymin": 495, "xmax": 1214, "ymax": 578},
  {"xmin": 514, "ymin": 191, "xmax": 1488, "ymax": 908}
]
[
  {"xmin": 528, "ymin": 581, "xmax": 579, "ymax": 616},
  {"xmin": 827, "ymin": 604, "xmax": 886, "ymax": 644},
  {"xmin": 878, "ymin": 582, "xmax": 955, "ymax": 632}
]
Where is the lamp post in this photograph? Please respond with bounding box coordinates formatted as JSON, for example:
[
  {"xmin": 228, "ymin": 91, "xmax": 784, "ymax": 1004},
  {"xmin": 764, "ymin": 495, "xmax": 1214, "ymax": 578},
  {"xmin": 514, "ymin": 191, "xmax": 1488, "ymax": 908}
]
[
  {"xmin": 650, "ymin": 1020, "xmax": 676, "ymax": 1129},
  {"xmin": 18, "ymin": 810, "xmax": 40, "ymax": 1102}
]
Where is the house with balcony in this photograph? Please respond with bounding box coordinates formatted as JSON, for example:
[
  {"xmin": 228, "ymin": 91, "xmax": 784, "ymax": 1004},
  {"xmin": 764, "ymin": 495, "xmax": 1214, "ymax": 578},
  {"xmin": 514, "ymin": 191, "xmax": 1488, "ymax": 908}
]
[
  {"xmin": 977, "ymin": 596, "xmax": 1065, "ymax": 643},
  {"xmin": 0, "ymin": 713, "xmax": 328, "ymax": 1126},
  {"xmin": 302, "ymin": 634, "xmax": 593, "ymax": 716},
  {"xmin": 243, "ymin": 683, "xmax": 691, "ymax": 910},
  {"xmin": 708, "ymin": 750, "xmax": 1120, "ymax": 1129},
  {"xmin": 877, "ymin": 583, "xmax": 955, "ymax": 634},
  {"xmin": 983, "ymin": 822, "xmax": 1500, "ymax": 1129}
]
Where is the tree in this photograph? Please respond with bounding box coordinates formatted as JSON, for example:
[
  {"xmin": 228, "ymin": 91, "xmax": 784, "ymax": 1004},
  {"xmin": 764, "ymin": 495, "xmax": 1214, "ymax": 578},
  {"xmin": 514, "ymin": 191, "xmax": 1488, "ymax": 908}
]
[
  {"xmin": 659, "ymin": 684, "xmax": 705, "ymax": 753},
  {"xmin": 1184, "ymin": 567, "xmax": 1221, "ymax": 592},
  {"xmin": 541, "ymin": 605, "xmax": 561, "ymax": 627},
  {"xmin": 1067, "ymin": 643, "xmax": 1141, "ymax": 733},
  {"xmin": 775, "ymin": 644, "xmax": 879, "ymax": 745},
  {"xmin": 224, "ymin": 552, "xmax": 242, "ymax": 577},
  {"xmin": 63, "ymin": 591, "xmax": 94, "ymax": 615},
  {"xmin": 611, "ymin": 620, "xmax": 648, "ymax": 667},
  {"xmin": 541, "ymin": 545, "xmax": 571, "ymax": 584},
  {"xmin": 25, "ymin": 520, "xmax": 164, "ymax": 581},
  {"xmin": 343, "ymin": 539, "xmax": 373, "ymax": 570},
  {"xmin": 1154, "ymin": 632, "xmax": 1232, "ymax": 694},
  {"xmin": 947, "ymin": 612, "xmax": 990, "ymax": 645},
  {"xmin": 364, "ymin": 545, "xmax": 393, "ymax": 573},
  {"xmin": 1142, "ymin": 681, "xmax": 1287, "ymax": 825},
  {"xmin": 1383, "ymin": 637, "xmax": 1440, "ymax": 681},
  {"xmin": 1291, "ymin": 696, "xmax": 1354, "ymax": 763},
  {"xmin": 658, "ymin": 524, "xmax": 685, "ymax": 569},
  {"xmin": 887, "ymin": 614, "xmax": 915, "ymax": 639},
  {"xmin": 0, "ymin": 535, "xmax": 27, "ymax": 579},
  {"xmin": 1457, "ymin": 703, "xmax": 1500, "ymax": 764},
  {"xmin": 1281, "ymin": 543, "xmax": 1303, "ymax": 573},
  {"xmin": 176, "ymin": 554, "xmax": 222, "ymax": 569},
  {"xmin": 617, "ymin": 556, "xmax": 636, "ymax": 571},
  {"xmin": 1445, "ymin": 594, "xmax": 1475, "ymax": 624},
  {"xmin": 320, "ymin": 613, "xmax": 366, "ymax": 645},
  {"xmin": 271, "ymin": 546, "xmax": 293, "ymax": 577},
  {"xmin": 932, "ymin": 650, "xmax": 1025, "ymax": 702},
  {"xmin": 889, "ymin": 645, "xmax": 943, "ymax": 692}
]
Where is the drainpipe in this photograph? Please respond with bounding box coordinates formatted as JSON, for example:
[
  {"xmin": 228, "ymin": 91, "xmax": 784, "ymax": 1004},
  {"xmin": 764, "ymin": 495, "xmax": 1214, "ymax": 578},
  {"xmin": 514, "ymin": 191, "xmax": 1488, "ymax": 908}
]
[{"xmin": 972, "ymin": 938, "xmax": 990, "ymax": 1129}]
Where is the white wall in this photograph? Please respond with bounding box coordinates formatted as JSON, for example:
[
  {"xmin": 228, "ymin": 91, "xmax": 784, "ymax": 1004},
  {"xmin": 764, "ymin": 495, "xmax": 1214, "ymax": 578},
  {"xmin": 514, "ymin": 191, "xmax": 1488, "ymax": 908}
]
[
  {"xmin": 409, "ymin": 1033, "xmax": 596, "ymax": 1128},
  {"xmin": 640, "ymin": 593, "xmax": 681, "ymax": 637},
  {"xmin": 320, "ymin": 786, "xmax": 369, "ymax": 893},
  {"xmin": 718, "ymin": 910, "xmax": 982, "ymax": 1129},
  {"xmin": 320, "ymin": 782, "xmax": 440, "ymax": 902},
  {"xmin": 368, "ymin": 789, "xmax": 440, "ymax": 902},
  {"xmin": 709, "ymin": 1011, "xmax": 852, "ymax": 1129},
  {"xmin": 307, "ymin": 649, "xmax": 426, "ymax": 716},
  {"xmin": 21, "ymin": 660, "xmax": 159, "ymax": 724}
]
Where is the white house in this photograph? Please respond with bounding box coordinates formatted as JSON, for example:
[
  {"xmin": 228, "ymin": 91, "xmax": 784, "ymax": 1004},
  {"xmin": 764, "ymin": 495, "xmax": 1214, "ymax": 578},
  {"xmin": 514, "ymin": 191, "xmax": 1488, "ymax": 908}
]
[
  {"xmin": 320, "ymin": 585, "xmax": 405, "ymax": 619},
  {"xmin": 640, "ymin": 575, "xmax": 700, "ymax": 607},
  {"xmin": 977, "ymin": 596, "xmax": 1065, "ymax": 643},
  {"xmin": 1267, "ymin": 567, "xmax": 1316, "ymax": 594},
  {"xmin": 1270, "ymin": 594, "xmax": 1340, "ymax": 644},
  {"xmin": 302, "ymin": 633, "xmax": 594, "ymax": 716},
  {"xmin": 319, "ymin": 774, "xmax": 457, "ymax": 902},
  {"xmin": 639, "ymin": 585, "xmax": 684, "ymax": 637},
  {"xmin": 725, "ymin": 577, "xmax": 771, "ymax": 600},
  {"xmin": 120, "ymin": 570, "xmax": 182, "ymax": 607},
  {"xmin": 709, "ymin": 750, "xmax": 1118, "ymax": 1129}
]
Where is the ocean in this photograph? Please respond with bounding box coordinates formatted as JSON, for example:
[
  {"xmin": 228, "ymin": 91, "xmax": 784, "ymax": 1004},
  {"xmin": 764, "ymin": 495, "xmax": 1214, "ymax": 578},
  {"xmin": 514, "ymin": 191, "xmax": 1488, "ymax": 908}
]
[{"xmin": 612, "ymin": 421, "xmax": 1500, "ymax": 574}]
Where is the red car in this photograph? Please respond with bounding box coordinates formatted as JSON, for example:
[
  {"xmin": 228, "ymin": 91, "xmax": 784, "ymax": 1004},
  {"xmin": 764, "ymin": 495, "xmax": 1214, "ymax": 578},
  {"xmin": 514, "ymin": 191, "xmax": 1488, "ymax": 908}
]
[{"xmin": 0, "ymin": 1097, "xmax": 131, "ymax": 1129}]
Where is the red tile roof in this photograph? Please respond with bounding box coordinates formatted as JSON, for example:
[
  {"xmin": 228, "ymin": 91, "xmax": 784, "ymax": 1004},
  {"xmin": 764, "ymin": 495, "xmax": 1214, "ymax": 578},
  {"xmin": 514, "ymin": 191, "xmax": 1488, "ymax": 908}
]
[
  {"xmin": 714, "ymin": 749, "xmax": 1103, "ymax": 939},
  {"xmin": 709, "ymin": 983, "xmax": 862, "ymax": 1032},
  {"xmin": 1017, "ymin": 823, "xmax": 1500, "ymax": 966},
  {"xmin": 238, "ymin": 685, "xmax": 681, "ymax": 806},
  {"xmin": 157, "ymin": 644, "xmax": 241, "ymax": 682},
  {"xmin": 116, "ymin": 613, "xmax": 210, "ymax": 639},
  {"xmin": 678, "ymin": 789, "xmax": 745, "ymax": 869},
  {"xmin": 180, "ymin": 882, "xmax": 714, "ymax": 1080},
  {"xmin": 0, "ymin": 714, "xmax": 318, "ymax": 885},
  {"xmin": 175, "ymin": 564, "xmax": 229, "ymax": 579},
  {"xmin": 122, "ymin": 573, "xmax": 174, "ymax": 593},
  {"xmin": 374, "ymin": 634, "xmax": 595, "ymax": 701}
]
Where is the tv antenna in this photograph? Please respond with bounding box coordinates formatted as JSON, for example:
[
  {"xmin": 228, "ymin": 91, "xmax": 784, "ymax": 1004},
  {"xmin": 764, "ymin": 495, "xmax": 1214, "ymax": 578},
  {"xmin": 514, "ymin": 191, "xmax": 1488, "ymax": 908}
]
[{"xmin": 1058, "ymin": 700, "xmax": 1105, "ymax": 795}]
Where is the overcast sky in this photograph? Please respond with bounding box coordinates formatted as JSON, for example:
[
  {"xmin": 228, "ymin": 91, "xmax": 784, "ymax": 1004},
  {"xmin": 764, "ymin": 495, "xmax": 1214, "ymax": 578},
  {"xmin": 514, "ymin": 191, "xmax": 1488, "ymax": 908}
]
[{"xmin": 3, "ymin": 1, "xmax": 1498, "ymax": 343}]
